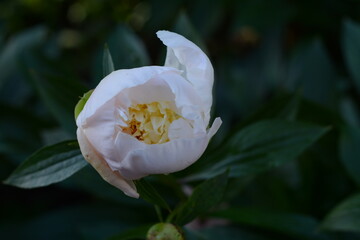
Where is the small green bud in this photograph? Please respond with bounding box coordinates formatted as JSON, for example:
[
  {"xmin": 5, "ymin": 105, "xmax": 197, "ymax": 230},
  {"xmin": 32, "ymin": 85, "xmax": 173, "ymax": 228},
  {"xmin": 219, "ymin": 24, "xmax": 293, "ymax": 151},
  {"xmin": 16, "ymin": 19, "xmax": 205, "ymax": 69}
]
[{"xmin": 147, "ymin": 223, "xmax": 184, "ymax": 240}]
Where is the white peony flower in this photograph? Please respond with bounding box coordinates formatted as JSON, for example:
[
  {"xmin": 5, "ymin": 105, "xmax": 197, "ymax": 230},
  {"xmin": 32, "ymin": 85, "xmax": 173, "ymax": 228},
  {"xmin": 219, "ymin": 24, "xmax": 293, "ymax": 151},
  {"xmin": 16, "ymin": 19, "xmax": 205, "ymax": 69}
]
[{"xmin": 76, "ymin": 31, "xmax": 222, "ymax": 198}]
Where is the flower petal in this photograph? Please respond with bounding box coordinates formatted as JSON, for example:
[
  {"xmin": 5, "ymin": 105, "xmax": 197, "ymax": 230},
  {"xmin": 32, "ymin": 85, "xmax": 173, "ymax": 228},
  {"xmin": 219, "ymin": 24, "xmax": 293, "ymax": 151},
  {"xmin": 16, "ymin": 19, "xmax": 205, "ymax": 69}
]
[
  {"xmin": 76, "ymin": 66, "xmax": 179, "ymax": 127},
  {"xmin": 77, "ymin": 128, "xmax": 139, "ymax": 198},
  {"xmin": 168, "ymin": 118, "xmax": 194, "ymax": 140},
  {"xmin": 115, "ymin": 132, "xmax": 210, "ymax": 179},
  {"xmin": 156, "ymin": 30, "xmax": 214, "ymax": 124},
  {"xmin": 157, "ymin": 71, "xmax": 206, "ymax": 133},
  {"xmin": 207, "ymin": 117, "xmax": 222, "ymax": 139},
  {"xmin": 113, "ymin": 118, "xmax": 222, "ymax": 180}
]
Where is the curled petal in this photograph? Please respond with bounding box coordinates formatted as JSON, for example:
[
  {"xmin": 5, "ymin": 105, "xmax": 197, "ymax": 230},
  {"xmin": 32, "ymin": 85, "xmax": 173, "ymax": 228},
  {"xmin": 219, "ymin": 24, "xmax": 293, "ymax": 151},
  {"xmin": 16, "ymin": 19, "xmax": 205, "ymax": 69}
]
[
  {"xmin": 77, "ymin": 128, "xmax": 139, "ymax": 198},
  {"xmin": 76, "ymin": 66, "xmax": 179, "ymax": 127},
  {"xmin": 157, "ymin": 30, "xmax": 214, "ymax": 124},
  {"xmin": 208, "ymin": 117, "xmax": 222, "ymax": 139},
  {"xmin": 112, "ymin": 118, "xmax": 222, "ymax": 180}
]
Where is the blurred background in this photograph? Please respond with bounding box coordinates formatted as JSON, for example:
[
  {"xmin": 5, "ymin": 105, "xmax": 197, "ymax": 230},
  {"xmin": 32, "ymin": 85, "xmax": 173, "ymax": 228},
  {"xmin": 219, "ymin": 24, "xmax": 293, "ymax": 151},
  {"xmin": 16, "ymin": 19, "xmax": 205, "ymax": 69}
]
[{"xmin": 1, "ymin": 0, "xmax": 360, "ymax": 239}]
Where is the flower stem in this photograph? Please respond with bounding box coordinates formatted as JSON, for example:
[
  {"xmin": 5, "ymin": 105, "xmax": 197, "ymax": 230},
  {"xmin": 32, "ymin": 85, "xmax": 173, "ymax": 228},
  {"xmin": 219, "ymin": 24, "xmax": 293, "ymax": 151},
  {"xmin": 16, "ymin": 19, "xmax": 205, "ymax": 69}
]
[{"xmin": 155, "ymin": 205, "xmax": 163, "ymax": 222}]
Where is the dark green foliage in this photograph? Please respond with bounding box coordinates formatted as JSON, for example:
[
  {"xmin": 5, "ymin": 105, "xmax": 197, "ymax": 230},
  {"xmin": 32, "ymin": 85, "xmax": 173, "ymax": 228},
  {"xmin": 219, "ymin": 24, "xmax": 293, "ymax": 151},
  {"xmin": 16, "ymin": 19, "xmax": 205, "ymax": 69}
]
[
  {"xmin": 103, "ymin": 44, "xmax": 115, "ymax": 78},
  {"xmin": 134, "ymin": 178, "xmax": 170, "ymax": 211},
  {"xmin": 169, "ymin": 171, "xmax": 229, "ymax": 225},
  {"xmin": 1, "ymin": 0, "xmax": 360, "ymax": 239},
  {"xmin": 107, "ymin": 224, "xmax": 152, "ymax": 240},
  {"xmin": 4, "ymin": 141, "xmax": 87, "ymax": 188},
  {"xmin": 322, "ymin": 193, "xmax": 360, "ymax": 233}
]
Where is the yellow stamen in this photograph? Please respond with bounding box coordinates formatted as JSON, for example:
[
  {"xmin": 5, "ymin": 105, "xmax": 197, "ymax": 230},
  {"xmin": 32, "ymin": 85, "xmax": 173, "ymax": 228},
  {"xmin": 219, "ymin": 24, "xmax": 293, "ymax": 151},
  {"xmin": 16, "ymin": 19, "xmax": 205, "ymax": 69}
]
[{"xmin": 120, "ymin": 102, "xmax": 180, "ymax": 144}]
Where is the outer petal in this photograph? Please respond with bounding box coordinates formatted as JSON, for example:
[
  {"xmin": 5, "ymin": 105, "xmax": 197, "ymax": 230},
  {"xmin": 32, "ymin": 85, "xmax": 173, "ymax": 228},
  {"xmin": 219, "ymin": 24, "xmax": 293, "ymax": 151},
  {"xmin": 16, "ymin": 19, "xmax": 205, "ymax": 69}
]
[
  {"xmin": 157, "ymin": 30, "xmax": 214, "ymax": 125},
  {"xmin": 76, "ymin": 66, "xmax": 179, "ymax": 127},
  {"xmin": 113, "ymin": 118, "xmax": 223, "ymax": 180},
  {"xmin": 208, "ymin": 117, "xmax": 222, "ymax": 139},
  {"xmin": 77, "ymin": 128, "xmax": 139, "ymax": 198}
]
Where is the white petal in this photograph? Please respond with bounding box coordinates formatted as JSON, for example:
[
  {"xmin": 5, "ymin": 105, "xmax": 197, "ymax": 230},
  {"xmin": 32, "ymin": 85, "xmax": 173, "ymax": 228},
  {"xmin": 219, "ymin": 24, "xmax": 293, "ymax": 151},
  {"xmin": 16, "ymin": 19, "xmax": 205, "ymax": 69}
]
[
  {"xmin": 207, "ymin": 117, "xmax": 222, "ymax": 139},
  {"xmin": 157, "ymin": 30, "xmax": 214, "ymax": 124},
  {"xmin": 76, "ymin": 66, "xmax": 179, "ymax": 127},
  {"xmin": 80, "ymin": 97, "xmax": 117, "ymax": 163},
  {"xmin": 157, "ymin": 71, "xmax": 206, "ymax": 133},
  {"xmin": 76, "ymin": 128, "xmax": 139, "ymax": 198},
  {"xmin": 115, "ymin": 132, "xmax": 210, "ymax": 179},
  {"xmin": 168, "ymin": 118, "xmax": 193, "ymax": 140},
  {"xmin": 111, "ymin": 118, "xmax": 221, "ymax": 180},
  {"xmin": 121, "ymin": 76, "xmax": 176, "ymax": 105}
]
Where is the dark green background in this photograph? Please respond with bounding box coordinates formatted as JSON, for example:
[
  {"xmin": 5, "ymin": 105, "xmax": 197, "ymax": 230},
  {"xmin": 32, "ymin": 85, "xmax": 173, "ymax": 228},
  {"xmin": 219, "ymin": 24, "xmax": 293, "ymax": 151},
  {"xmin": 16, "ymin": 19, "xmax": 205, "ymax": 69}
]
[{"xmin": 1, "ymin": 0, "xmax": 360, "ymax": 239}]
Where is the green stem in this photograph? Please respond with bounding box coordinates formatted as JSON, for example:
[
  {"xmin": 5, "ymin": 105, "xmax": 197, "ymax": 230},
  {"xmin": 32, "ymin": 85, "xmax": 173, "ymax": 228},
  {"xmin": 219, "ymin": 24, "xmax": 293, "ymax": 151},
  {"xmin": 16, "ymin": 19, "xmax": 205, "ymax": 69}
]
[{"xmin": 155, "ymin": 205, "xmax": 164, "ymax": 222}]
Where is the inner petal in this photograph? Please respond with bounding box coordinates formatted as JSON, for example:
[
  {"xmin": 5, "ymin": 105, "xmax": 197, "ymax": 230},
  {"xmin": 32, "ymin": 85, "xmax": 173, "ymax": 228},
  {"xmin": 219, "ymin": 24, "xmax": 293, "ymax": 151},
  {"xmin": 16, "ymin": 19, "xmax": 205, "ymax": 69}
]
[{"xmin": 118, "ymin": 101, "xmax": 181, "ymax": 144}]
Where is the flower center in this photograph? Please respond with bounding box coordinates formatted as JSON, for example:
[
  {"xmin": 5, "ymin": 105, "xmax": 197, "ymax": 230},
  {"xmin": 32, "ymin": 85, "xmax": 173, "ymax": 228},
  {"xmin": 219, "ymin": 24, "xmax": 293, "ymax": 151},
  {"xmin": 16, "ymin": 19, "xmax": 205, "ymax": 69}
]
[{"xmin": 119, "ymin": 101, "xmax": 180, "ymax": 144}]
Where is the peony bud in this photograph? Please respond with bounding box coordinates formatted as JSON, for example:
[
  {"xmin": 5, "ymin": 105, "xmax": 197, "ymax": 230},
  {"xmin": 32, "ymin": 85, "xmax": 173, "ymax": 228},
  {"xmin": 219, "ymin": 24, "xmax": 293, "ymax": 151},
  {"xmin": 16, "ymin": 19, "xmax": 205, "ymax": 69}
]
[{"xmin": 147, "ymin": 223, "xmax": 184, "ymax": 240}]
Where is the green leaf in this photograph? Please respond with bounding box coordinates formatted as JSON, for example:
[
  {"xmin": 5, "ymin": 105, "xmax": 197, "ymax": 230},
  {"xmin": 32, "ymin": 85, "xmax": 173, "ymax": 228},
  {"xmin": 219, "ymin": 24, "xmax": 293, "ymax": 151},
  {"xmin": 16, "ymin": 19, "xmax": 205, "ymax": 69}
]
[
  {"xmin": 187, "ymin": 226, "xmax": 271, "ymax": 240},
  {"xmin": 169, "ymin": 171, "xmax": 228, "ymax": 226},
  {"xmin": 0, "ymin": 103, "xmax": 49, "ymax": 160},
  {"xmin": 212, "ymin": 208, "xmax": 326, "ymax": 240},
  {"xmin": 4, "ymin": 141, "xmax": 87, "ymax": 188},
  {"xmin": 108, "ymin": 25, "xmax": 149, "ymax": 69},
  {"xmin": 178, "ymin": 93, "xmax": 302, "ymax": 178},
  {"xmin": 74, "ymin": 89, "xmax": 93, "ymax": 120},
  {"xmin": 0, "ymin": 26, "xmax": 46, "ymax": 89},
  {"xmin": 299, "ymin": 98, "xmax": 343, "ymax": 126},
  {"xmin": 107, "ymin": 224, "xmax": 152, "ymax": 240},
  {"xmin": 173, "ymin": 12, "xmax": 207, "ymax": 52},
  {"xmin": 93, "ymin": 25, "xmax": 149, "ymax": 84},
  {"xmin": 134, "ymin": 178, "xmax": 170, "ymax": 211},
  {"xmin": 25, "ymin": 69, "xmax": 86, "ymax": 134},
  {"xmin": 322, "ymin": 193, "xmax": 360, "ymax": 233},
  {"xmin": 103, "ymin": 44, "xmax": 115, "ymax": 77},
  {"xmin": 340, "ymin": 97, "xmax": 360, "ymax": 128},
  {"xmin": 343, "ymin": 19, "xmax": 360, "ymax": 94},
  {"xmin": 185, "ymin": 0, "xmax": 224, "ymax": 37},
  {"xmin": 340, "ymin": 125, "xmax": 360, "ymax": 186},
  {"xmin": 287, "ymin": 39, "xmax": 337, "ymax": 107},
  {"xmin": 186, "ymin": 120, "xmax": 329, "ymax": 181},
  {"xmin": 239, "ymin": 92, "xmax": 301, "ymax": 128}
]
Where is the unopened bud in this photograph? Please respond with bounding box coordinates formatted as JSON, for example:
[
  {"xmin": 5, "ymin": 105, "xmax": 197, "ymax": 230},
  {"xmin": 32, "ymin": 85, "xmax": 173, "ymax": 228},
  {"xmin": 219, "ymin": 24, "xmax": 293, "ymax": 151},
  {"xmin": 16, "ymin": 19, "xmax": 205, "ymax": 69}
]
[{"xmin": 147, "ymin": 223, "xmax": 184, "ymax": 240}]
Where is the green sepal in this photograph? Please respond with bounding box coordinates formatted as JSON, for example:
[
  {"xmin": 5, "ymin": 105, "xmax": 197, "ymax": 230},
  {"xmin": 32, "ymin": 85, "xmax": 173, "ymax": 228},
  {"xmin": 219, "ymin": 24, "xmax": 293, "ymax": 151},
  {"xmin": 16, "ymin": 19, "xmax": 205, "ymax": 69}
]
[{"xmin": 74, "ymin": 89, "xmax": 94, "ymax": 120}]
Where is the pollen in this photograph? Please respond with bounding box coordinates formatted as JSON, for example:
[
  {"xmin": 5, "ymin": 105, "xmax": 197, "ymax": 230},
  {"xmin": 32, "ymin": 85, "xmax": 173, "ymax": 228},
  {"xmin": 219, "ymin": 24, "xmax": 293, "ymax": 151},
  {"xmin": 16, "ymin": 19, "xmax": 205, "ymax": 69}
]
[{"xmin": 119, "ymin": 102, "xmax": 180, "ymax": 144}]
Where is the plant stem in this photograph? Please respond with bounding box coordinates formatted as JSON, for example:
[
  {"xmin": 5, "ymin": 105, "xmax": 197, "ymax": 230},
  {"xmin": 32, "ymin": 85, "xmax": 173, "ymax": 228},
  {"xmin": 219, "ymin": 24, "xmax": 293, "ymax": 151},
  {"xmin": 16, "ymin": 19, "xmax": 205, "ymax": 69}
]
[{"xmin": 155, "ymin": 205, "xmax": 164, "ymax": 222}]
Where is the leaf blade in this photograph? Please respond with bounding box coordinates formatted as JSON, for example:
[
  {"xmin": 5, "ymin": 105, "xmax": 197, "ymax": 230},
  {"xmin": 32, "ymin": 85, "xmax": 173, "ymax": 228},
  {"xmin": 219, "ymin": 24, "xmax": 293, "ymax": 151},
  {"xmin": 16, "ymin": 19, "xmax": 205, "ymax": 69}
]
[
  {"xmin": 186, "ymin": 120, "xmax": 329, "ymax": 181},
  {"xmin": 4, "ymin": 140, "xmax": 87, "ymax": 188},
  {"xmin": 340, "ymin": 125, "xmax": 360, "ymax": 186},
  {"xmin": 170, "ymin": 171, "xmax": 228, "ymax": 225},
  {"xmin": 25, "ymin": 69, "xmax": 86, "ymax": 134},
  {"xmin": 321, "ymin": 193, "xmax": 360, "ymax": 233},
  {"xmin": 212, "ymin": 207, "xmax": 325, "ymax": 240},
  {"xmin": 134, "ymin": 178, "xmax": 170, "ymax": 211},
  {"xmin": 103, "ymin": 44, "xmax": 115, "ymax": 77},
  {"xmin": 342, "ymin": 19, "xmax": 360, "ymax": 94}
]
